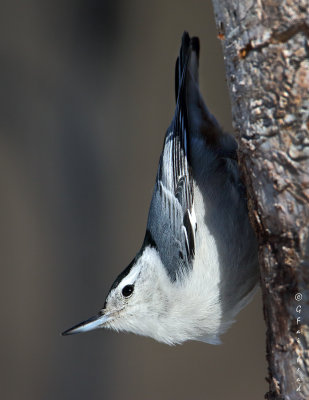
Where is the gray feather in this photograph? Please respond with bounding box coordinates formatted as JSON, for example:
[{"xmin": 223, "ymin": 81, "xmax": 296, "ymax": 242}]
[
  {"xmin": 147, "ymin": 129, "xmax": 195, "ymax": 281},
  {"xmin": 146, "ymin": 33, "xmax": 196, "ymax": 281}
]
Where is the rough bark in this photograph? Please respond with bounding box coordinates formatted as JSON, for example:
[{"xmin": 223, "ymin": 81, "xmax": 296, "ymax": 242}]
[{"xmin": 211, "ymin": 1, "xmax": 309, "ymax": 399}]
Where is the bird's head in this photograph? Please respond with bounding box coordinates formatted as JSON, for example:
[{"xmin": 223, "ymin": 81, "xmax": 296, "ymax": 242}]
[{"xmin": 62, "ymin": 245, "xmax": 172, "ymax": 342}]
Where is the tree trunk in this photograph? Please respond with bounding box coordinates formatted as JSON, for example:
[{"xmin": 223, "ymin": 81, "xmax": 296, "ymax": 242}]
[{"xmin": 211, "ymin": 1, "xmax": 309, "ymax": 399}]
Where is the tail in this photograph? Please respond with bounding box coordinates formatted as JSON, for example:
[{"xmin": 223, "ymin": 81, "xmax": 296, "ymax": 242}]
[
  {"xmin": 175, "ymin": 32, "xmax": 236, "ymax": 157},
  {"xmin": 175, "ymin": 32, "xmax": 200, "ymax": 103}
]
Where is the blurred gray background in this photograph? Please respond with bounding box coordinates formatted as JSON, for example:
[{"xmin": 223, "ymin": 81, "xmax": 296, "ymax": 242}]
[{"xmin": 0, "ymin": 1, "xmax": 267, "ymax": 399}]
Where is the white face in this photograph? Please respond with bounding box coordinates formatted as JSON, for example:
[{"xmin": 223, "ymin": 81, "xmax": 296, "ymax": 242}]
[
  {"xmin": 102, "ymin": 261, "xmax": 143, "ymax": 328},
  {"xmin": 62, "ymin": 246, "xmax": 170, "ymax": 339},
  {"xmin": 102, "ymin": 246, "xmax": 171, "ymax": 340}
]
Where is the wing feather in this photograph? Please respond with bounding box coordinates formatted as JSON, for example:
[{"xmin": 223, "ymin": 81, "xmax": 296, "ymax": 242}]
[{"xmin": 146, "ymin": 33, "xmax": 198, "ymax": 281}]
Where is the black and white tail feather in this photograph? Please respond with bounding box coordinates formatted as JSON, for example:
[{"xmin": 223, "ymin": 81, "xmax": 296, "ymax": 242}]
[{"xmin": 62, "ymin": 32, "xmax": 259, "ymax": 345}]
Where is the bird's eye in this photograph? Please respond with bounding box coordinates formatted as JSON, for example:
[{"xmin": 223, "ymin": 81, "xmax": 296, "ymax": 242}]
[{"xmin": 122, "ymin": 285, "xmax": 134, "ymax": 298}]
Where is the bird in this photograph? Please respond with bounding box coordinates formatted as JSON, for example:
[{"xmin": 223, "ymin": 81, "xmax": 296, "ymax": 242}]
[{"xmin": 62, "ymin": 32, "xmax": 259, "ymax": 345}]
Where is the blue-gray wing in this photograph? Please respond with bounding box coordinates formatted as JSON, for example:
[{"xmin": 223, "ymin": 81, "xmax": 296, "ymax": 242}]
[
  {"xmin": 146, "ymin": 126, "xmax": 196, "ymax": 281},
  {"xmin": 146, "ymin": 33, "xmax": 197, "ymax": 281}
]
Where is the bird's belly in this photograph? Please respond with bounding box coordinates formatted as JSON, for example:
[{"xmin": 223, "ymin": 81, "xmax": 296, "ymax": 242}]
[{"xmin": 175, "ymin": 183, "xmax": 223, "ymax": 342}]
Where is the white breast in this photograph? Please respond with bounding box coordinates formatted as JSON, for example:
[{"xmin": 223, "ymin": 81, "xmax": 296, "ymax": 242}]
[{"xmin": 175, "ymin": 182, "xmax": 223, "ymax": 344}]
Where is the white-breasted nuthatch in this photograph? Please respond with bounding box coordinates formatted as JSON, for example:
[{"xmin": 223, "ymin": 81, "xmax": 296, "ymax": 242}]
[{"xmin": 62, "ymin": 32, "xmax": 259, "ymax": 345}]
